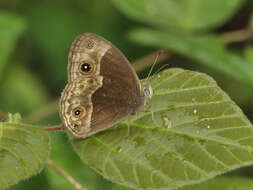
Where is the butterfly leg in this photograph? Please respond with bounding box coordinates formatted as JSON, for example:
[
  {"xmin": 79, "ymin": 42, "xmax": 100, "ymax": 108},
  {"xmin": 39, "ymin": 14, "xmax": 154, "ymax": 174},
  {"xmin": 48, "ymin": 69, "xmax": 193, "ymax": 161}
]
[
  {"xmin": 143, "ymin": 109, "xmax": 160, "ymax": 127},
  {"xmin": 126, "ymin": 117, "xmax": 131, "ymax": 137},
  {"xmin": 151, "ymin": 111, "xmax": 160, "ymax": 126}
]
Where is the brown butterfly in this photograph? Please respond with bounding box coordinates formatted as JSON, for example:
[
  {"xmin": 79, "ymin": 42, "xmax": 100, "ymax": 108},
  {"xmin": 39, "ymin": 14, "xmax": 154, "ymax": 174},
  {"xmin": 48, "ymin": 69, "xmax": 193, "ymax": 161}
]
[{"xmin": 59, "ymin": 33, "xmax": 152, "ymax": 138}]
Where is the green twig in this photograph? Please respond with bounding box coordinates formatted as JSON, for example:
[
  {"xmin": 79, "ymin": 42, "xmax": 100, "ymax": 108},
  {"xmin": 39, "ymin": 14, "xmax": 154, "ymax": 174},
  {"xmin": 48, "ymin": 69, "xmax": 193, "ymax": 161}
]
[{"xmin": 46, "ymin": 159, "xmax": 87, "ymax": 190}]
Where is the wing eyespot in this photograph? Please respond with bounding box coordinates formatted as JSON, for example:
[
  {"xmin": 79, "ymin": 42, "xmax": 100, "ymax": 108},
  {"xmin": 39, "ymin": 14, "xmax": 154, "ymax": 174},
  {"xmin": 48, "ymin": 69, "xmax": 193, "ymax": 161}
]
[
  {"xmin": 79, "ymin": 62, "xmax": 95, "ymax": 74},
  {"xmin": 72, "ymin": 106, "xmax": 86, "ymax": 119}
]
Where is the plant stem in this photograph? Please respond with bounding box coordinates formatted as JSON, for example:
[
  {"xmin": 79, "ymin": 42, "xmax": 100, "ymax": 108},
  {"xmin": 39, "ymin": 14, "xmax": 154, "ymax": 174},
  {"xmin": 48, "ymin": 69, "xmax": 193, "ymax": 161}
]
[
  {"xmin": 24, "ymin": 99, "xmax": 59, "ymax": 124},
  {"xmin": 132, "ymin": 28, "xmax": 253, "ymax": 73},
  {"xmin": 132, "ymin": 49, "xmax": 172, "ymax": 72},
  {"xmin": 46, "ymin": 159, "xmax": 87, "ymax": 190},
  {"xmin": 221, "ymin": 27, "xmax": 253, "ymax": 44},
  {"xmin": 44, "ymin": 124, "xmax": 63, "ymax": 131}
]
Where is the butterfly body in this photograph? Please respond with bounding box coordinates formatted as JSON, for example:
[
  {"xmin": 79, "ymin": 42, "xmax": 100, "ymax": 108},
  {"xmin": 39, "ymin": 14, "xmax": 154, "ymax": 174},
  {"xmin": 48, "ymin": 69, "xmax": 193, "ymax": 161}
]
[{"xmin": 59, "ymin": 33, "xmax": 152, "ymax": 138}]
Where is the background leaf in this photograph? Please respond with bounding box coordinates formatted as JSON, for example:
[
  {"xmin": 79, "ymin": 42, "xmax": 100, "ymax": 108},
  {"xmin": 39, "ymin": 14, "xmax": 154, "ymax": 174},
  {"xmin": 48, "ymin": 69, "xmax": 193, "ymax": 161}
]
[
  {"xmin": 0, "ymin": 118, "xmax": 49, "ymax": 190},
  {"xmin": 0, "ymin": 64, "xmax": 50, "ymax": 115},
  {"xmin": 129, "ymin": 29, "xmax": 253, "ymax": 84},
  {"xmin": 244, "ymin": 46, "xmax": 253, "ymax": 65},
  {"xmin": 179, "ymin": 177, "xmax": 253, "ymax": 190},
  {"xmin": 71, "ymin": 68, "xmax": 253, "ymax": 190},
  {"xmin": 111, "ymin": 0, "xmax": 245, "ymax": 31},
  {"xmin": 0, "ymin": 12, "xmax": 26, "ymax": 79}
]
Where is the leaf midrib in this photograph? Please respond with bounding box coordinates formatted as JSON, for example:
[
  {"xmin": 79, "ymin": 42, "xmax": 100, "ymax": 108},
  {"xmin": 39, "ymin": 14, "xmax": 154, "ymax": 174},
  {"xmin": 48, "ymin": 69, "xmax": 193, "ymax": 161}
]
[
  {"xmin": 119, "ymin": 122, "xmax": 253, "ymax": 152},
  {"xmin": 90, "ymin": 136, "xmax": 174, "ymax": 187}
]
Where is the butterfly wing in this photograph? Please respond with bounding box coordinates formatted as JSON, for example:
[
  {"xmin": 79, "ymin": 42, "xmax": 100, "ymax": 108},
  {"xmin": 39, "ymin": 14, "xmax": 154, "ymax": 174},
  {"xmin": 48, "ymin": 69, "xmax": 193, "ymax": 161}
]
[
  {"xmin": 59, "ymin": 76, "xmax": 103, "ymax": 137},
  {"xmin": 60, "ymin": 33, "xmax": 145, "ymax": 138}
]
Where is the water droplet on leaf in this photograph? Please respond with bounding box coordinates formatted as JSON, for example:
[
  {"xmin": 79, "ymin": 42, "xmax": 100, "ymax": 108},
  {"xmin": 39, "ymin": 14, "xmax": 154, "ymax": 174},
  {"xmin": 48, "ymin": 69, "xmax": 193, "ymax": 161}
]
[
  {"xmin": 134, "ymin": 136, "xmax": 146, "ymax": 148},
  {"xmin": 116, "ymin": 147, "xmax": 122, "ymax": 153},
  {"xmin": 163, "ymin": 117, "xmax": 172, "ymax": 128}
]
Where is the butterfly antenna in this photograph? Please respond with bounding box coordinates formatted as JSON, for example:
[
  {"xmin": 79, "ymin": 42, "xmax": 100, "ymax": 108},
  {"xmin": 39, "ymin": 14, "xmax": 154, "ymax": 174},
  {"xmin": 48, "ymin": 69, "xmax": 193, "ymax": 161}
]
[
  {"xmin": 145, "ymin": 51, "xmax": 161, "ymax": 83},
  {"xmin": 153, "ymin": 63, "xmax": 169, "ymax": 76}
]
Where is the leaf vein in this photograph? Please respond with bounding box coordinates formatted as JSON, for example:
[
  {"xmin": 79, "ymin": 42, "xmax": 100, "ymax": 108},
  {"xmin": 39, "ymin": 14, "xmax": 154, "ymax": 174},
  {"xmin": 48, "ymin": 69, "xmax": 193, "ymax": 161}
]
[
  {"xmin": 145, "ymin": 129, "xmax": 207, "ymax": 176},
  {"xmin": 126, "ymin": 123, "xmax": 253, "ymax": 151},
  {"xmin": 91, "ymin": 136, "xmax": 173, "ymax": 185},
  {"xmin": 0, "ymin": 147, "xmax": 29, "ymax": 176},
  {"xmin": 180, "ymin": 73, "xmax": 203, "ymax": 88},
  {"xmin": 3, "ymin": 136, "xmax": 43, "ymax": 165},
  {"xmin": 204, "ymin": 125, "xmax": 253, "ymax": 135},
  {"xmin": 153, "ymin": 70, "xmax": 185, "ymax": 90},
  {"xmin": 153, "ymin": 85, "xmax": 218, "ymax": 96},
  {"xmin": 134, "ymin": 100, "xmax": 234, "ymax": 122},
  {"xmin": 195, "ymin": 140, "xmax": 229, "ymax": 169}
]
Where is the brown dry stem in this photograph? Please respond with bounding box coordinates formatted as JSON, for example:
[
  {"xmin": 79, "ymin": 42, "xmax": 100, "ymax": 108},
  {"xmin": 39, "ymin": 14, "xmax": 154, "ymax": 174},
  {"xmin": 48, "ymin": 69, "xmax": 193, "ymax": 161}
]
[{"xmin": 221, "ymin": 27, "xmax": 253, "ymax": 44}]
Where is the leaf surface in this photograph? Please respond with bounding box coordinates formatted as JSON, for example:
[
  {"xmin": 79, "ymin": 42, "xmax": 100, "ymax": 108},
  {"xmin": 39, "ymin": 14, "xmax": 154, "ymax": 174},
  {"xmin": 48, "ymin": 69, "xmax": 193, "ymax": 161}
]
[
  {"xmin": 180, "ymin": 177, "xmax": 253, "ymax": 190},
  {"xmin": 72, "ymin": 68, "xmax": 253, "ymax": 190},
  {"xmin": 111, "ymin": 0, "xmax": 244, "ymax": 31},
  {"xmin": 0, "ymin": 115, "xmax": 49, "ymax": 190},
  {"xmin": 113, "ymin": 177, "xmax": 253, "ymax": 190}
]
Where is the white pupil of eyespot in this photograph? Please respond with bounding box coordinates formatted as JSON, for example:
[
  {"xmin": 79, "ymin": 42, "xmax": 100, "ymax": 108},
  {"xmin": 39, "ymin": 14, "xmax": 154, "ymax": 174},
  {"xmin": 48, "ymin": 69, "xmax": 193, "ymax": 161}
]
[{"xmin": 75, "ymin": 110, "xmax": 80, "ymax": 115}]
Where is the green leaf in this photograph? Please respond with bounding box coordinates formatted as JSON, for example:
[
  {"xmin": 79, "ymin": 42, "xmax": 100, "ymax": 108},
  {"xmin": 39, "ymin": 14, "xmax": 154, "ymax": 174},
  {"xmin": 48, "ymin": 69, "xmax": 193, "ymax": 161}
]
[
  {"xmin": 113, "ymin": 184, "xmax": 133, "ymax": 190},
  {"xmin": 179, "ymin": 177, "xmax": 253, "ymax": 190},
  {"xmin": 0, "ymin": 64, "xmax": 50, "ymax": 115},
  {"xmin": 113, "ymin": 177, "xmax": 253, "ymax": 190},
  {"xmin": 128, "ymin": 28, "xmax": 253, "ymax": 84},
  {"xmin": 244, "ymin": 46, "xmax": 253, "ymax": 66},
  {"xmin": 0, "ymin": 120, "xmax": 49, "ymax": 190},
  {"xmin": 71, "ymin": 68, "xmax": 253, "ymax": 190},
  {"xmin": 111, "ymin": 0, "xmax": 245, "ymax": 31},
  {"xmin": 0, "ymin": 12, "xmax": 26, "ymax": 79},
  {"xmin": 46, "ymin": 134, "xmax": 113, "ymax": 190}
]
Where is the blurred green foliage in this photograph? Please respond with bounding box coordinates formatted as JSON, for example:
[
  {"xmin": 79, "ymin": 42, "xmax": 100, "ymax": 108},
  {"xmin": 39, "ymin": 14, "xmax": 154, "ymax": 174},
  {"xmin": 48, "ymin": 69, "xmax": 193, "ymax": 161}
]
[
  {"xmin": 0, "ymin": 12, "xmax": 25, "ymax": 79},
  {"xmin": 111, "ymin": 0, "xmax": 245, "ymax": 31},
  {"xmin": 1, "ymin": 0, "xmax": 253, "ymax": 190}
]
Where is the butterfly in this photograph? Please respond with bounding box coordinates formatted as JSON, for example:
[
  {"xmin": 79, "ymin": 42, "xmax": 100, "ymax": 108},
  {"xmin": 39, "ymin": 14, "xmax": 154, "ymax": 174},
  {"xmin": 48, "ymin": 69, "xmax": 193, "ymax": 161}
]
[{"xmin": 59, "ymin": 33, "xmax": 152, "ymax": 138}]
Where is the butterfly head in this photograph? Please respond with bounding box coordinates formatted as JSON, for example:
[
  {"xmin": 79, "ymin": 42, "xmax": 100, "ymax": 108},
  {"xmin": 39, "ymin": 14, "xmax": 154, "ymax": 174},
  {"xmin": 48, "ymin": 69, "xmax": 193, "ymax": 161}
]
[{"xmin": 142, "ymin": 83, "xmax": 153, "ymax": 104}]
